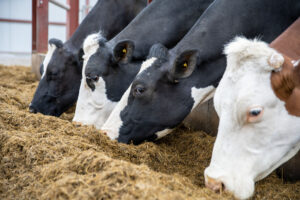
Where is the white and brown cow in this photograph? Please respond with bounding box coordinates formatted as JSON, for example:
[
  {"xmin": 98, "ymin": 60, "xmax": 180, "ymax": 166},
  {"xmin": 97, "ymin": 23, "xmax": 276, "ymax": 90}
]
[{"xmin": 205, "ymin": 19, "xmax": 300, "ymax": 199}]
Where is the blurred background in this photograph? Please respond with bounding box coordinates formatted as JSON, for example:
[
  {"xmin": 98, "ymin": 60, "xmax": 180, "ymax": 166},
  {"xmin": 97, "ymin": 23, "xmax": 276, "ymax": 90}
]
[{"xmin": 0, "ymin": 0, "xmax": 97, "ymax": 66}]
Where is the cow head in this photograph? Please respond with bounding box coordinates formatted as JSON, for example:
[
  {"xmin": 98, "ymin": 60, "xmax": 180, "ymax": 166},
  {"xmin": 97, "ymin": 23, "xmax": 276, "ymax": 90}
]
[
  {"xmin": 73, "ymin": 32, "xmax": 141, "ymax": 128},
  {"xmin": 102, "ymin": 43, "xmax": 223, "ymax": 144},
  {"xmin": 30, "ymin": 38, "xmax": 84, "ymax": 116},
  {"xmin": 204, "ymin": 37, "xmax": 300, "ymax": 199}
]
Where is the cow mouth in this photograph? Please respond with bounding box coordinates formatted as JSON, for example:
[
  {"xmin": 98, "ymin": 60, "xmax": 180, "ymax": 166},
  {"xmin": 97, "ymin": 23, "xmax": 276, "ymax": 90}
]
[
  {"xmin": 29, "ymin": 103, "xmax": 37, "ymax": 113},
  {"xmin": 29, "ymin": 102, "xmax": 62, "ymax": 117}
]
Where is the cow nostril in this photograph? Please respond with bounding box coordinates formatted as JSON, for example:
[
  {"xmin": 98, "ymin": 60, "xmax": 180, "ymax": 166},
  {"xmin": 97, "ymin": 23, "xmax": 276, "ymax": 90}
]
[
  {"xmin": 205, "ymin": 176, "xmax": 225, "ymax": 193},
  {"xmin": 86, "ymin": 75, "xmax": 99, "ymax": 82},
  {"xmin": 92, "ymin": 76, "xmax": 99, "ymax": 82}
]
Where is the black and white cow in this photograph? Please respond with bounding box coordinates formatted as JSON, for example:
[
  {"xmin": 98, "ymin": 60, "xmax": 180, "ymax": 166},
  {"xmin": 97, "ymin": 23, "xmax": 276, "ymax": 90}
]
[
  {"xmin": 102, "ymin": 0, "xmax": 300, "ymax": 144},
  {"xmin": 73, "ymin": 0, "xmax": 213, "ymax": 128},
  {"xmin": 29, "ymin": 0, "xmax": 147, "ymax": 116}
]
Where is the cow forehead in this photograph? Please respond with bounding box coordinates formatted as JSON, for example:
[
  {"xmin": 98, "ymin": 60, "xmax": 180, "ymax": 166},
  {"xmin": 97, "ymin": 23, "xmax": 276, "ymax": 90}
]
[
  {"xmin": 41, "ymin": 44, "xmax": 57, "ymax": 78},
  {"xmin": 224, "ymin": 37, "xmax": 281, "ymax": 75},
  {"xmin": 217, "ymin": 70, "xmax": 274, "ymax": 112},
  {"xmin": 82, "ymin": 34, "xmax": 102, "ymax": 71},
  {"xmin": 83, "ymin": 33, "xmax": 104, "ymax": 57},
  {"xmin": 217, "ymin": 37, "xmax": 285, "ymax": 110},
  {"xmin": 138, "ymin": 57, "xmax": 157, "ymax": 74},
  {"xmin": 133, "ymin": 57, "xmax": 159, "ymax": 82}
]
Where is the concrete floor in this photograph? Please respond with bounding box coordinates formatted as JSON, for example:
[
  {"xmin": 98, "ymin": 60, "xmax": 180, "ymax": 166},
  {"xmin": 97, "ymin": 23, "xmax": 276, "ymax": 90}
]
[{"xmin": 0, "ymin": 52, "xmax": 31, "ymax": 67}]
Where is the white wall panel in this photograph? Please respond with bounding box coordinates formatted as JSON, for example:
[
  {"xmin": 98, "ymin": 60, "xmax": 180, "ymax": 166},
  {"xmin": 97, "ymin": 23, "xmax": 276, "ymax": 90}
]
[{"xmin": 0, "ymin": 0, "xmax": 96, "ymax": 53}]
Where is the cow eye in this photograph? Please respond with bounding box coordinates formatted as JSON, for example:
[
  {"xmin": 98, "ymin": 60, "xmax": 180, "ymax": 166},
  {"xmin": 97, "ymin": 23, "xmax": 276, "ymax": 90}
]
[
  {"xmin": 247, "ymin": 106, "xmax": 264, "ymax": 123},
  {"xmin": 249, "ymin": 109, "xmax": 261, "ymax": 116},
  {"xmin": 133, "ymin": 85, "xmax": 145, "ymax": 97}
]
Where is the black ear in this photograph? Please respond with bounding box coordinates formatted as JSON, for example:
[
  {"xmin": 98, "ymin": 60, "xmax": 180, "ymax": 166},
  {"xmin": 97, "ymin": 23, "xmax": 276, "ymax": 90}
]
[
  {"xmin": 148, "ymin": 43, "xmax": 168, "ymax": 61},
  {"xmin": 49, "ymin": 38, "xmax": 63, "ymax": 48},
  {"xmin": 113, "ymin": 40, "xmax": 135, "ymax": 64},
  {"xmin": 169, "ymin": 50, "xmax": 198, "ymax": 80}
]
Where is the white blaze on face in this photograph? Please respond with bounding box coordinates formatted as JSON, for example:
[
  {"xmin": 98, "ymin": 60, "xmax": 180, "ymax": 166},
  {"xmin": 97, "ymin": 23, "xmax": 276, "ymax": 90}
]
[
  {"xmin": 101, "ymin": 57, "xmax": 157, "ymax": 140},
  {"xmin": 205, "ymin": 37, "xmax": 300, "ymax": 199},
  {"xmin": 73, "ymin": 33, "xmax": 116, "ymax": 128},
  {"xmin": 41, "ymin": 44, "xmax": 57, "ymax": 79}
]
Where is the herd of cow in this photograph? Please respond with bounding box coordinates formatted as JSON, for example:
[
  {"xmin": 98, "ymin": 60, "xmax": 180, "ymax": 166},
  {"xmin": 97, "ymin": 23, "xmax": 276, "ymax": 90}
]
[{"xmin": 26, "ymin": 0, "xmax": 300, "ymax": 199}]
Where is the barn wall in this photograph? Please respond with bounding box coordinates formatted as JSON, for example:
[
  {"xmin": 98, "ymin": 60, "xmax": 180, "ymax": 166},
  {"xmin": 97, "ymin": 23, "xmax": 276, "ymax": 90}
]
[{"xmin": 0, "ymin": 0, "xmax": 97, "ymax": 54}]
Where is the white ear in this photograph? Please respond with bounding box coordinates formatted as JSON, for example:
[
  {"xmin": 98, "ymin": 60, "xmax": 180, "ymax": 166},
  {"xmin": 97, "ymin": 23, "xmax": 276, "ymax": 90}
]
[{"xmin": 268, "ymin": 52, "xmax": 284, "ymax": 69}]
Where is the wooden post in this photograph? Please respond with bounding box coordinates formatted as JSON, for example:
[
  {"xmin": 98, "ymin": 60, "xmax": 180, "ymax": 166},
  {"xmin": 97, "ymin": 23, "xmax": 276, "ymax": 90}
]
[
  {"xmin": 32, "ymin": 0, "xmax": 49, "ymax": 79},
  {"xmin": 85, "ymin": 0, "xmax": 90, "ymax": 15},
  {"xmin": 66, "ymin": 0, "xmax": 79, "ymax": 39},
  {"xmin": 183, "ymin": 99, "xmax": 219, "ymax": 137},
  {"xmin": 32, "ymin": 0, "xmax": 49, "ymax": 53}
]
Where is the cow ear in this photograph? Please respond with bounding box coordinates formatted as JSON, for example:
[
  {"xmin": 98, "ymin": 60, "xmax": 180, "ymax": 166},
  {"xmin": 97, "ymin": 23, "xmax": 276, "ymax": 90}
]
[
  {"xmin": 113, "ymin": 40, "xmax": 135, "ymax": 64},
  {"xmin": 148, "ymin": 43, "xmax": 168, "ymax": 60},
  {"xmin": 169, "ymin": 50, "xmax": 198, "ymax": 81},
  {"xmin": 49, "ymin": 38, "xmax": 63, "ymax": 48}
]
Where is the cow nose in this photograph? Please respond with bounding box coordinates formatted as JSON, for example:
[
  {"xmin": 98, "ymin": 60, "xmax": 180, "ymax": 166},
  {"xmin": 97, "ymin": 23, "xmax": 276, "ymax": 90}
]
[
  {"xmin": 85, "ymin": 75, "xmax": 99, "ymax": 91},
  {"xmin": 205, "ymin": 176, "xmax": 225, "ymax": 193},
  {"xmin": 29, "ymin": 104, "xmax": 37, "ymax": 113},
  {"xmin": 86, "ymin": 75, "xmax": 99, "ymax": 82}
]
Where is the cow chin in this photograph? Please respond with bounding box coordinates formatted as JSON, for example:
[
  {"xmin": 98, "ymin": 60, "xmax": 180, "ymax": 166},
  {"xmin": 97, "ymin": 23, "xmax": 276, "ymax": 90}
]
[
  {"xmin": 117, "ymin": 125, "xmax": 159, "ymax": 144},
  {"xmin": 29, "ymin": 101, "xmax": 62, "ymax": 117}
]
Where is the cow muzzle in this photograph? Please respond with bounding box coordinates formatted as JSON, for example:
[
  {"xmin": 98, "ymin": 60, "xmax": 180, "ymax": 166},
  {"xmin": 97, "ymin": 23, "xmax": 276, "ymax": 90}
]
[
  {"xmin": 85, "ymin": 75, "xmax": 99, "ymax": 91},
  {"xmin": 205, "ymin": 175, "xmax": 225, "ymax": 193},
  {"xmin": 29, "ymin": 103, "xmax": 37, "ymax": 114}
]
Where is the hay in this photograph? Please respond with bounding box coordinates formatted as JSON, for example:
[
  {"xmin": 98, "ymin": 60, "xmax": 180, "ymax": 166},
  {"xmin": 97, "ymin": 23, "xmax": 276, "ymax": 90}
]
[{"xmin": 0, "ymin": 65, "xmax": 299, "ymax": 200}]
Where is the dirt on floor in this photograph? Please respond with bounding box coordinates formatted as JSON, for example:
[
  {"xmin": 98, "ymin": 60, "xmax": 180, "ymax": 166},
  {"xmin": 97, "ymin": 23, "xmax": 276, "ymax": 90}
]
[{"xmin": 0, "ymin": 65, "xmax": 299, "ymax": 200}]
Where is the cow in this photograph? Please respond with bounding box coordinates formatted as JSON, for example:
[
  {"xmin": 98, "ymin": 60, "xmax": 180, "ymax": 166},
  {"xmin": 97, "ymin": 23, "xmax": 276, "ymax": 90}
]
[
  {"xmin": 102, "ymin": 0, "xmax": 300, "ymax": 144},
  {"xmin": 204, "ymin": 18, "xmax": 300, "ymax": 199},
  {"xmin": 29, "ymin": 0, "xmax": 147, "ymax": 116},
  {"xmin": 73, "ymin": 0, "xmax": 213, "ymax": 128}
]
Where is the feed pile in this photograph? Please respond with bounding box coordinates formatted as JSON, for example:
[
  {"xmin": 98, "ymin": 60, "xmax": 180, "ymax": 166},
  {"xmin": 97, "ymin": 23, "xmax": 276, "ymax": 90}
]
[{"xmin": 0, "ymin": 65, "xmax": 299, "ymax": 199}]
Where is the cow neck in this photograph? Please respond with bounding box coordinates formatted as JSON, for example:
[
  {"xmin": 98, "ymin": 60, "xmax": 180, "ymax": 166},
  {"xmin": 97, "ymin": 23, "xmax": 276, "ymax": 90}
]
[{"xmin": 270, "ymin": 18, "xmax": 300, "ymax": 117}]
